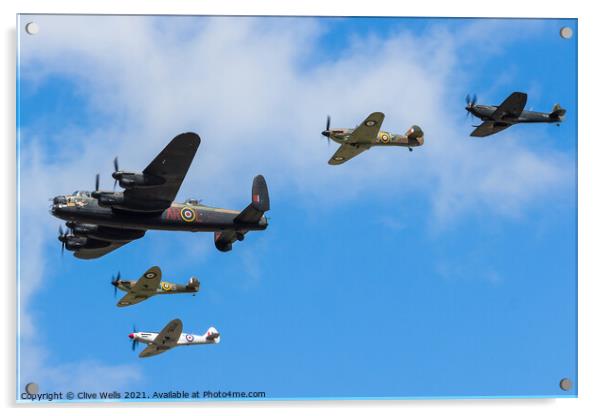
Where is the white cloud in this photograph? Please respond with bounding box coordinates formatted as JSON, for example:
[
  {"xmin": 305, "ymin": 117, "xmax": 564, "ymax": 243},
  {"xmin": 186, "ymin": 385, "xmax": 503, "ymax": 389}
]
[{"xmin": 19, "ymin": 344, "xmax": 142, "ymax": 394}]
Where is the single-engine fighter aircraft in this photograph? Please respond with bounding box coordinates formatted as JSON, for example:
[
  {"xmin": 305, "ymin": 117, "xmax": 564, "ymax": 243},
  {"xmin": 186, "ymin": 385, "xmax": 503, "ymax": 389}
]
[
  {"xmin": 51, "ymin": 133, "xmax": 270, "ymax": 259},
  {"xmin": 465, "ymin": 92, "xmax": 566, "ymax": 138},
  {"xmin": 111, "ymin": 266, "xmax": 200, "ymax": 307},
  {"xmin": 321, "ymin": 112, "xmax": 424, "ymax": 165},
  {"xmin": 129, "ymin": 318, "xmax": 220, "ymax": 358}
]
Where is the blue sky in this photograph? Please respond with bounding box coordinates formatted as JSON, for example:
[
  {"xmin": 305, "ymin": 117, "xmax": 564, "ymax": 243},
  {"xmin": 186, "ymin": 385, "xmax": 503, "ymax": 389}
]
[{"xmin": 17, "ymin": 16, "xmax": 577, "ymax": 400}]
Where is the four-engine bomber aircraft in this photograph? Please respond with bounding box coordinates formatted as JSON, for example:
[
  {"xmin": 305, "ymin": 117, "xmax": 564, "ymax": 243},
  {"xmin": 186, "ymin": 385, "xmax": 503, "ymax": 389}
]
[
  {"xmin": 129, "ymin": 318, "xmax": 220, "ymax": 358},
  {"xmin": 111, "ymin": 266, "xmax": 200, "ymax": 307},
  {"xmin": 51, "ymin": 133, "xmax": 270, "ymax": 259},
  {"xmin": 321, "ymin": 112, "xmax": 424, "ymax": 165},
  {"xmin": 465, "ymin": 92, "xmax": 566, "ymax": 137}
]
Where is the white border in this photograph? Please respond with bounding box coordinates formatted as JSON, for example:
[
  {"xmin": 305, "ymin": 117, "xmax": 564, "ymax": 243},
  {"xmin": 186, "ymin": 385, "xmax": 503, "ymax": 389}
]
[{"xmin": 2, "ymin": 1, "xmax": 600, "ymax": 415}]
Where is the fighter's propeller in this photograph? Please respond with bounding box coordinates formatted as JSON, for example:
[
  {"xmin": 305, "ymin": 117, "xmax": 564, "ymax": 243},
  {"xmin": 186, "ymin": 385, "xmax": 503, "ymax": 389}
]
[
  {"xmin": 321, "ymin": 115, "xmax": 332, "ymax": 145},
  {"xmin": 131, "ymin": 324, "xmax": 139, "ymax": 351},
  {"xmin": 58, "ymin": 225, "xmax": 69, "ymax": 255},
  {"xmin": 465, "ymin": 94, "xmax": 478, "ymax": 118},
  {"xmin": 111, "ymin": 271, "xmax": 122, "ymax": 297}
]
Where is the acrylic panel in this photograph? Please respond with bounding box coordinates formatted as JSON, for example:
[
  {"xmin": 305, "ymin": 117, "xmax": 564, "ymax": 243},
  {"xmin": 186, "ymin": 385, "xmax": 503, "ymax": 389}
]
[{"xmin": 16, "ymin": 14, "xmax": 577, "ymax": 402}]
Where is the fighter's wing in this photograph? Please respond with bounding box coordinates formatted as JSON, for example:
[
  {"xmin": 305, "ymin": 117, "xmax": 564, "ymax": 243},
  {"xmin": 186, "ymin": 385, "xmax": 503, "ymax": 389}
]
[
  {"xmin": 138, "ymin": 319, "xmax": 183, "ymax": 358},
  {"xmin": 328, "ymin": 144, "xmax": 370, "ymax": 165},
  {"xmin": 470, "ymin": 121, "xmax": 512, "ymax": 138},
  {"xmin": 348, "ymin": 112, "xmax": 385, "ymax": 144},
  {"xmin": 139, "ymin": 344, "xmax": 169, "ymax": 358},
  {"xmin": 490, "ymin": 92, "xmax": 527, "ymax": 121},
  {"xmin": 116, "ymin": 291, "xmax": 149, "ymax": 307},
  {"xmin": 116, "ymin": 266, "xmax": 162, "ymax": 307},
  {"xmin": 152, "ymin": 319, "xmax": 183, "ymax": 348},
  {"xmin": 123, "ymin": 133, "xmax": 201, "ymax": 212}
]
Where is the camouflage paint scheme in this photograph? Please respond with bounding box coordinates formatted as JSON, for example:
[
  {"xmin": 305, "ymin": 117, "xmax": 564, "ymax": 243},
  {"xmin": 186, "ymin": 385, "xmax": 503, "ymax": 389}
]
[
  {"xmin": 51, "ymin": 133, "xmax": 270, "ymax": 259},
  {"xmin": 466, "ymin": 91, "xmax": 566, "ymax": 137},
  {"xmin": 112, "ymin": 266, "xmax": 200, "ymax": 307},
  {"xmin": 321, "ymin": 112, "xmax": 424, "ymax": 165}
]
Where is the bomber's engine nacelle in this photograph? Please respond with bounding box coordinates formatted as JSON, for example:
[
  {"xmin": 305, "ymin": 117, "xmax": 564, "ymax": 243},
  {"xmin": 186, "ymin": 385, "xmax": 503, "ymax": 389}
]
[
  {"xmin": 112, "ymin": 172, "xmax": 165, "ymax": 189},
  {"xmin": 65, "ymin": 235, "xmax": 87, "ymax": 250},
  {"xmin": 95, "ymin": 192, "xmax": 125, "ymax": 207},
  {"xmin": 66, "ymin": 222, "xmax": 98, "ymax": 235}
]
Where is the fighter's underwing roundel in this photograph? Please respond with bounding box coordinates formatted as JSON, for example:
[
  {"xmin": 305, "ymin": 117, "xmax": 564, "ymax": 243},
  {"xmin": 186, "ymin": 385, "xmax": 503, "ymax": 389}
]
[
  {"xmin": 186, "ymin": 334, "xmax": 194, "ymax": 343},
  {"xmin": 180, "ymin": 207, "xmax": 196, "ymax": 223}
]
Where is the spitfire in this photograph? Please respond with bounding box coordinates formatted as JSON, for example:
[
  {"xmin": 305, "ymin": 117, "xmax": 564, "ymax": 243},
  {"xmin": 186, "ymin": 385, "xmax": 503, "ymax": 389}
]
[
  {"xmin": 111, "ymin": 266, "xmax": 200, "ymax": 307},
  {"xmin": 129, "ymin": 318, "xmax": 220, "ymax": 358},
  {"xmin": 465, "ymin": 92, "xmax": 566, "ymax": 137},
  {"xmin": 321, "ymin": 112, "xmax": 424, "ymax": 165},
  {"xmin": 51, "ymin": 132, "xmax": 270, "ymax": 259}
]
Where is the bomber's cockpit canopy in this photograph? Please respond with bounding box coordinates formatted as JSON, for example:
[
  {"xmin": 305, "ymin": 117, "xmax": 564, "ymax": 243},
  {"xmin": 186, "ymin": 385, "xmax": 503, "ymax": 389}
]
[{"xmin": 72, "ymin": 190, "xmax": 91, "ymax": 198}]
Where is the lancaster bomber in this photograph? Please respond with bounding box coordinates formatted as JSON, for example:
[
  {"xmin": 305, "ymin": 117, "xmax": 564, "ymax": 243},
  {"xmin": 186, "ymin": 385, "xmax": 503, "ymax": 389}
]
[
  {"xmin": 321, "ymin": 112, "xmax": 424, "ymax": 165},
  {"xmin": 51, "ymin": 132, "xmax": 270, "ymax": 259},
  {"xmin": 111, "ymin": 266, "xmax": 200, "ymax": 307},
  {"xmin": 465, "ymin": 92, "xmax": 566, "ymax": 137}
]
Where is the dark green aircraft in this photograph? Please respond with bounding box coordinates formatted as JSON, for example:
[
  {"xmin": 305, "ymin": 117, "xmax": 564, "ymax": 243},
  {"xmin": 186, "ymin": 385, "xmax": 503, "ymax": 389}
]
[
  {"xmin": 465, "ymin": 91, "xmax": 566, "ymax": 137},
  {"xmin": 51, "ymin": 133, "xmax": 270, "ymax": 259},
  {"xmin": 321, "ymin": 112, "xmax": 424, "ymax": 165}
]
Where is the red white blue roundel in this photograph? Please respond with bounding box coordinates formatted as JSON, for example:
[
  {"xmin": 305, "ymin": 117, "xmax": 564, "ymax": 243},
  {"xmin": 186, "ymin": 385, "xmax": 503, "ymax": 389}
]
[
  {"xmin": 186, "ymin": 334, "xmax": 194, "ymax": 342},
  {"xmin": 144, "ymin": 271, "xmax": 156, "ymax": 279},
  {"xmin": 180, "ymin": 207, "xmax": 196, "ymax": 223}
]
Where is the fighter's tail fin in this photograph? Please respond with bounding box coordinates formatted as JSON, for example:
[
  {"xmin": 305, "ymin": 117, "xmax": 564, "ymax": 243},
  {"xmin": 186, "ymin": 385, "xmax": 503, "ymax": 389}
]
[
  {"xmin": 406, "ymin": 125, "xmax": 424, "ymax": 145},
  {"xmin": 186, "ymin": 277, "xmax": 200, "ymax": 291},
  {"xmin": 205, "ymin": 327, "xmax": 220, "ymax": 343},
  {"xmin": 234, "ymin": 175, "xmax": 270, "ymax": 224},
  {"xmin": 550, "ymin": 104, "xmax": 566, "ymax": 120}
]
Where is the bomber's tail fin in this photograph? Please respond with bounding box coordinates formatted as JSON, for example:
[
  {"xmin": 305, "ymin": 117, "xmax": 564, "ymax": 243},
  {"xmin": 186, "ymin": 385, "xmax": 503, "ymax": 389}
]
[
  {"xmin": 550, "ymin": 103, "xmax": 566, "ymax": 120},
  {"xmin": 234, "ymin": 175, "xmax": 270, "ymax": 224}
]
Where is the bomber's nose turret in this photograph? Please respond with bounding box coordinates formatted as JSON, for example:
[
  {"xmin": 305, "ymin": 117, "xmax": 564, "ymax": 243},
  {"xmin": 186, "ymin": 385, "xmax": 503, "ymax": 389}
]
[{"xmin": 53, "ymin": 196, "xmax": 67, "ymax": 206}]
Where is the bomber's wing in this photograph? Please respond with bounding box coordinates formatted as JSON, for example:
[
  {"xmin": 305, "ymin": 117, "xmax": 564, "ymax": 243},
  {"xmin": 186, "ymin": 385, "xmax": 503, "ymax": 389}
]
[
  {"xmin": 116, "ymin": 266, "xmax": 162, "ymax": 307},
  {"xmin": 122, "ymin": 133, "xmax": 201, "ymax": 212},
  {"xmin": 470, "ymin": 121, "xmax": 512, "ymax": 138},
  {"xmin": 138, "ymin": 318, "xmax": 183, "ymax": 359},
  {"xmin": 490, "ymin": 92, "xmax": 527, "ymax": 121},
  {"xmin": 348, "ymin": 112, "xmax": 385, "ymax": 144},
  {"xmin": 73, "ymin": 229, "xmax": 146, "ymax": 259},
  {"xmin": 328, "ymin": 144, "xmax": 370, "ymax": 165}
]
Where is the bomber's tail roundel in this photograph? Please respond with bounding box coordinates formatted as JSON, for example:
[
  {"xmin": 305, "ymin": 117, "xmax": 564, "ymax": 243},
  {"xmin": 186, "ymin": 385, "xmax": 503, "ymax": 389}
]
[
  {"xmin": 551, "ymin": 103, "xmax": 566, "ymax": 120},
  {"xmin": 234, "ymin": 175, "xmax": 270, "ymax": 224}
]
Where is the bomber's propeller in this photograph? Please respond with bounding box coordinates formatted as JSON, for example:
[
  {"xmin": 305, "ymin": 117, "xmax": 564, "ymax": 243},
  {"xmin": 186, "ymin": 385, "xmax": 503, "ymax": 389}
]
[
  {"xmin": 321, "ymin": 115, "xmax": 332, "ymax": 145},
  {"xmin": 111, "ymin": 271, "xmax": 122, "ymax": 297},
  {"xmin": 58, "ymin": 225, "xmax": 69, "ymax": 255},
  {"xmin": 112, "ymin": 157, "xmax": 119, "ymax": 190}
]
